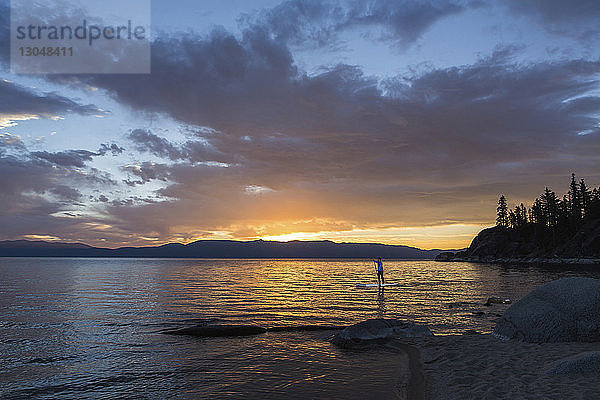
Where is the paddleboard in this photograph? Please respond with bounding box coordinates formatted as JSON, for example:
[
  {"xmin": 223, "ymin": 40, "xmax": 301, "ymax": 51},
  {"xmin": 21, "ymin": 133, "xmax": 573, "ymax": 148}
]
[{"xmin": 355, "ymin": 283, "xmax": 399, "ymax": 288}]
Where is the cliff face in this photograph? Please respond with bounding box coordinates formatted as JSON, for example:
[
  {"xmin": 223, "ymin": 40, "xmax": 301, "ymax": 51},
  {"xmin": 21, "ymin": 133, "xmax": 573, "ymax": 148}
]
[
  {"xmin": 436, "ymin": 217, "xmax": 600, "ymax": 263},
  {"xmin": 556, "ymin": 218, "xmax": 600, "ymax": 258}
]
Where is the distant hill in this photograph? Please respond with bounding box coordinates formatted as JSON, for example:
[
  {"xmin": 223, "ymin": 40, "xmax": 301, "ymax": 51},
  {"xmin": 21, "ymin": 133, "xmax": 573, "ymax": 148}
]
[{"xmin": 0, "ymin": 239, "xmax": 454, "ymax": 259}]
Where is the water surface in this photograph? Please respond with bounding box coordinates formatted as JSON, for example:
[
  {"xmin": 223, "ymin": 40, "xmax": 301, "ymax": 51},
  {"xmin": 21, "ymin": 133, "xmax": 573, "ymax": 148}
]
[{"xmin": 1, "ymin": 258, "xmax": 599, "ymax": 399}]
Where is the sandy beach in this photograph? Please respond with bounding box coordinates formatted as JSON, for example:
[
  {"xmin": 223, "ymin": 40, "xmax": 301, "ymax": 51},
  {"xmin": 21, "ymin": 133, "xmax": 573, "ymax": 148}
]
[{"xmin": 401, "ymin": 334, "xmax": 600, "ymax": 399}]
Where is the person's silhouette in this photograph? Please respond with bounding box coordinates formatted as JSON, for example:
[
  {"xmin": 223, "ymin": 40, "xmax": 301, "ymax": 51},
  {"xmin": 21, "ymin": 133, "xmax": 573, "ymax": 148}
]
[{"xmin": 373, "ymin": 257, "xmax": 384, "ymax": 286}]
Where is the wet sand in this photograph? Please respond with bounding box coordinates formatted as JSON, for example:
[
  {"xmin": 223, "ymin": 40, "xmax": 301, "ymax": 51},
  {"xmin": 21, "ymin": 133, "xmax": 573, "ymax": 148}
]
[{"xmin": 403, "ymin": 335, "xmax": 600, "ymax": 399}]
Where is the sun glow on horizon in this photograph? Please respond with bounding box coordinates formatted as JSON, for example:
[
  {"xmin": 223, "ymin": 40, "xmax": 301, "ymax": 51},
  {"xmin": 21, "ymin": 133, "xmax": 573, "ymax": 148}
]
[{"xmin": 260, "ymin": 224, "xmax": 486, "ymax": 250}]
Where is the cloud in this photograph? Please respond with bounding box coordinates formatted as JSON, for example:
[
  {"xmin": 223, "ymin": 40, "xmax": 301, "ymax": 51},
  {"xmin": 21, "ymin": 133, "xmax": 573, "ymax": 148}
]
[
  {"xmin": 501, "ymin": 0, "xmax": 600, "ymax": 42},
  {"xmin": 128, "ymin": 129, "xmax": 184, "ymax": 160},
  {"xmin": 31, "ymin": 142, "xmax": 126, "ymax": 168},
  {"xmin": 42, "ymin": 29, "xmax": 599, "ymax": 245},
  {"xmin": 0, "ymin": 80, "xmax": 104, "ymax": 128},
  {"xmin": 31, "ymin": 150, "xmax": 97, "ymax": 168},
  {"xmin": 122, "ymin": 162, "xmax": 171, "ymax": 186},
  {"xmin": 2, "ymin": 6, "xmax": 600, "ymax": 247},
  {"xmin": 240, "ymin": 0, "xmax": 469, "ymax": 49},
  {"xmin": 0, "ymin": 136, "xmax": 121, "ymax": 243},
  {"xmin": 97, "ymin": 143, "xmax": 125, "ymax": 156}
]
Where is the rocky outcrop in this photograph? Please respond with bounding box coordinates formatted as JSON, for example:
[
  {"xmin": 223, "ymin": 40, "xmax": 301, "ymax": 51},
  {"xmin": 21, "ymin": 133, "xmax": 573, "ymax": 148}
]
[
  {"xmin": 331, "ymin": 318, "xmax": 433, "ymax": 348},
  {"xmin": 546, "ymin": 352, "xmax": 600, "ymax": 375},
  {"xmin": 161, "ymin": 323, "xmax": 346, "ymax": 337},
  {"xmin": 162, "ymin": 324, "xmax": 267, "ymax": 337},
  {"xmin": 557, "ymin": 218, "xmax": 600, "ymax": 258},
  {"xmin": 436, "ymin": 220, "xmax": 600, "ymax": 263},
  {"xmin": 493, "ymin": 277, "xmax": 600, "ymax": 343}
]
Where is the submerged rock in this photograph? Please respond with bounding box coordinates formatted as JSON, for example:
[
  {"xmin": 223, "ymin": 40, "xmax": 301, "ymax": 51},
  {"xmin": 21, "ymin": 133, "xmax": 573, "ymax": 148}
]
[
  {"xmin": 266, "ymin": 325, "xmax": 345, "ymax": 332},
  {"xmin": 162, "ymin": 324, "xmax": 267, "ymax": 337},
  {"xmin": 484, "ymin": 296, "xmax": 511, "ymax": 306},
  {"xmin": 331, "ymin": 318, "xmax": 432, "ymax": 348},
  {"xmin": 494, "ymin": 277, "xmax": 600, "ymax": 343},
  {"xmin": 546, "ymin": 352, "xmax": 600, "ymax": 375}
]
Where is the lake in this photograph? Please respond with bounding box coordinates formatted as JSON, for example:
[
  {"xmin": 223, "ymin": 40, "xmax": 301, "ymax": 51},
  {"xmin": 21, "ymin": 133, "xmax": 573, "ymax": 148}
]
[{"xmin": 2, "ymin": 258, "xmax": 599, "ymax": 399}]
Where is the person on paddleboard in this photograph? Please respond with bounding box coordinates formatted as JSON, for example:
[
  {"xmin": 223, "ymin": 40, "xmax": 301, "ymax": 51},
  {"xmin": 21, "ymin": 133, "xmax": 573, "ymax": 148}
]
[{"xmin": 373, "ymin": 257, "xmax": 384, "ymax": 286}]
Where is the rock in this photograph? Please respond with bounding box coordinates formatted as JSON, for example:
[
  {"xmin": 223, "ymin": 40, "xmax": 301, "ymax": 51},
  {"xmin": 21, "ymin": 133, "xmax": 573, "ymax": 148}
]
[
  {"xmin": 493, "ymin": 277, "xmax": 600, "ymax": 343},
  {"xmin": 330, "ymin": 318, "xmax": 433, "ymax": 348},
  {"xmin": 267, "ymin": 325, "xmax": 345, "ymax": 332},
  {"xmin": 435, "ymin": 251, "xmax": 455, "ymax": 261},
  {"xmin": 484, "ymin": 296, "xmax": 511, "ymax": 306},
  {"xmin": 162, "ymin": 324, "xmax": 267, "ymax": 337},
  {"xmin": 546, "ymin": 352, "xmax": 600, "ymax": 375}
]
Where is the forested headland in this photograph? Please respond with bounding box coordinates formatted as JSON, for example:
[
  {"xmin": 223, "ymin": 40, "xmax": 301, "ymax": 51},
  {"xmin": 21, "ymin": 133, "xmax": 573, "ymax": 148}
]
[{"xmin": 437, "ymin": 174, "xmax": 600, "ymax": 263}]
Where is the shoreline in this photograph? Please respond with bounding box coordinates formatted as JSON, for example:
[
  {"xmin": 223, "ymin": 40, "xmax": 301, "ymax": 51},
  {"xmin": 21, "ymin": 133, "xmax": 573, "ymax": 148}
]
[{"xmin": 436, "ymin": 257, "xmax": 600, "ymax": 265}]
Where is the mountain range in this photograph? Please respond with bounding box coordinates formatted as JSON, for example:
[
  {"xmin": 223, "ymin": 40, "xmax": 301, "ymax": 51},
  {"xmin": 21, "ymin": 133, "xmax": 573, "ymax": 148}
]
[{"xmin": 0, "ymin": 239, "xmax": 453, "ymax": 259}]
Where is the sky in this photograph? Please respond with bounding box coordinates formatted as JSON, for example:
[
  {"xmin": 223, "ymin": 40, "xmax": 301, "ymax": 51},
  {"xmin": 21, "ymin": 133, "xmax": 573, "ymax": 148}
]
[{"xmin": 0, "ymin": 0, "xmax": 599, "ymax": 249}]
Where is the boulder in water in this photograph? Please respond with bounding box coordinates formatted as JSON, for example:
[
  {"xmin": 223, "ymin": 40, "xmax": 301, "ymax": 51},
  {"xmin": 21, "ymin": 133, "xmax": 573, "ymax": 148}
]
[
  {"xmin": 331, "ymin": 318, "xmax": 432, "ymax": 348},
  {"xmin": 162, "ymin": 324, "xmax": 267, "ymax": 337},
  {"xmin": 546, "ymin": 352, "xmax": 600, "ymax": 375},
  {"xmin": 494, "ymin": 277, "xmax": 600, "ymax": 343}
]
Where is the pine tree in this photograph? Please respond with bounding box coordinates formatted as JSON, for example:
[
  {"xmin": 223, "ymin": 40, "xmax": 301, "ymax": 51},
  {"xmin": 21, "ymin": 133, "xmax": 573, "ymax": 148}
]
[
  {"xmin": 496, "ymin": 195, "xmax": 509, "ymax": 227},
  {"xmin": 580, "ymin": 178, "xmax": 590, "ymax": 217},
  {"xmin": 541, "ymin": 187, "xmax": 559, "ymax": 227},
  {"xmin": 568, "ymin": 173, "xmax": 581, "ymax": 222},
  {"xmin": 509, "ymin": 209, "xmax": 517, "ymax": 228},
  {"xmin": 516, "ymin": 203, "xmax": 527, "ymax": 227},
  {"xmin": 531, "ymin": 198, "xmax": 543, "ymax": 225}
]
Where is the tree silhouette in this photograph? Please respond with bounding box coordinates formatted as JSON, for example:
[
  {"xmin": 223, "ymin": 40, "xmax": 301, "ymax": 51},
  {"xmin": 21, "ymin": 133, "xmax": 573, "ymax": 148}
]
[
  {"xmin": 568, "ymin": 173, "xmax": 581, "ymax": 223},
  {"xmin": 540, "ymin": 187, "xmax": 560, "ymax": 227},
  {"xmin": 530, "ymin": 199, "xmax": 543, "ymax": 225},
  {"xmin": 580, "ymin": 178, "xmax": 590, "ymax": 217},
  {"xmin": 496, "ymin": 195, "xmax": 509, "ymax": 227},
  {"xmin": 491, "ymin": 174, "xmax": 600, "ymax": 252}
]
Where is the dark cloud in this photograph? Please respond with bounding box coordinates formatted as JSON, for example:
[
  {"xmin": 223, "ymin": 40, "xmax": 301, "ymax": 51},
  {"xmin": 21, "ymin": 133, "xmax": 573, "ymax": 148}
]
[
  {"xmin": 31, "ymin": 143, "xmax": 126, "ymax": 168},
  {"xmin": 0, "ymin": 80, "xmax": 104, "ymax": 125},
  {"xmin": 32, "ymin": 150, "xmax": 97, "ymax": 168},
  {"xmin": 97, "ymin": 143, "xmax": 125, "ymax": 156},
  {"xmin": 128, "ymin": 129, "xmax": 184, "ymax": 160},
  {"xmin": 122, "ymin": 162, "xmax": 171, "ymax": 186},
  {"xmin": 0, "ymin": 137, "xmax": 121, "ymax": 243},
  {"xmin": 50, "ymin": 185, "xmax": 81, "ymax": 201},
  {"xmin": 240, "ymin": 0, "xmax": 469, "ymax": 49},
  {"xmin": 502, "ymin": 0, "xmax": 600, "ymax": 24},
  {"xmin": 502, "ymin": 0, "xmax": 600, "ymax": 41},
  {"xmin": 0, "ymin": 0, "xmax": 8, "ymax": 65}
]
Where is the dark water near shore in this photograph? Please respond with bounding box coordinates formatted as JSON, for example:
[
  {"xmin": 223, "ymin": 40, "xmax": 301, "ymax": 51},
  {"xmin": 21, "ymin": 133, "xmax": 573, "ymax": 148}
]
[{"xmin": 1, "ymin": 258, "xmax": 599, "ymax": 399}]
